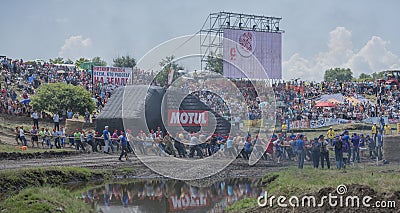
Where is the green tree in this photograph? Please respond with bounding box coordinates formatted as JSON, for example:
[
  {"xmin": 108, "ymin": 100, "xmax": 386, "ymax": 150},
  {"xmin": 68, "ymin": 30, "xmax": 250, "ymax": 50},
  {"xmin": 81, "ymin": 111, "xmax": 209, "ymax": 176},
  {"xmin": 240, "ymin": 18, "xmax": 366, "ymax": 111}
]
[
  {"xmin": 205, "ymin": 52, "xmax": 223, "ymax": 74},
  {"xmin": 31, "ymin": 83, "xmax": 95, "ymax": 115},
  {"xmin": 154, "ymin": 55, "xmax": 184, "ymax": 87},
  {"xmin": 371, "ymin": 71, "xmax": 386, "ymax": 80},
  {"xmin": 358, "ymin": 73, "xmax": 373, "ymax": 81},
  {"xmin": 113, "ymin": 55, "xmax": 136, "ymax": 68},
  {"xmin": 65, "ymin": 59, "xmax": 74, "ymax": 64},
  {"xmin": 359, "ymin": 73, "xmax": 371, "ymax": 79},
  {"xmin": 92, "ymin": 56, "xmax": 107, "ymax": 66},
  {"xmin": 49, "ymin": 57, "xmax": 65, "ymax": 64},
  {"xmin": 75, "ymin": 57, "xmax": 90, "ymax": 68},
  {"xmin": 324, "ymin": 68, "xmax": 353, "ymax": 82}
]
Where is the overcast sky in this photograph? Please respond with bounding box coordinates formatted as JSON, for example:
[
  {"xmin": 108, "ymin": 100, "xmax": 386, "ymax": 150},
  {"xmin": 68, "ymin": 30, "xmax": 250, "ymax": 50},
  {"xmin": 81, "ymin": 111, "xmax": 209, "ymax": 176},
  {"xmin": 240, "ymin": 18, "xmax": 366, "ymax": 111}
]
[{"xmin": 1, "ymin": 0, "xmax": 399, "ymax": 80}]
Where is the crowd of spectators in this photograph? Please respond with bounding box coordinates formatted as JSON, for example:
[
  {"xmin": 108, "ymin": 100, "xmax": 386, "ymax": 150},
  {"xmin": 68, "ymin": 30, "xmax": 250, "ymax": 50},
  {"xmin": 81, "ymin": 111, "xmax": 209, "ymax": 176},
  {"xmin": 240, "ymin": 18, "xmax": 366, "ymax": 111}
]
[
  {"xmin": 0, "ymin": 57, "xmax": 119, "ymax": 120},
  {"xmin": 131, "ymin": 69, "xmax": 154, "ymax": 85},
  {"xmin": 177, "ymin": 76, "xmax": 400, "ymax": 127},
  {"xmin": 273, "ymin": 80, "xmax": 400, "ymax": 124}
]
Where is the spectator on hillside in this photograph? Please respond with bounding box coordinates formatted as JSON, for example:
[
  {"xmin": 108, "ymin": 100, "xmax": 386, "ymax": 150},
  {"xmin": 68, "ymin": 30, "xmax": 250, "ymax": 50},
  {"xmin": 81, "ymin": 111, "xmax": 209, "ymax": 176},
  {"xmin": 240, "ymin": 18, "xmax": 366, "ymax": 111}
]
[
  {"xmin": 32, "ymin": 111, "xmax": 39, "ymax": 129},
  {"xmin": 80, "ymin": 130, "xmax": 86, "ymax": 152},
  {"xmin": 103, "ymin": 126, "xmax": 111, "ymax": 154},
  {"xmin": 319, "ymin": 135, "xmax": 330, "ymax": 169},
  {"xmin": 53, "ymin": 113, "xmax": 60, "ymax": 131},
  {"xmin": 67, "ymin": 109, "xmax": 73, "ymax": 119},
  {"xmin": 174, "ymin": 132, "xmax": 186, "ymax": 158},
  {"xmin": 242, "ymin": 136, "xmax": 254, "ymax": 160},
  {"xmin": 326, "ymin": 126, "xmax": 335, "ymax": 146},
  {"xmin": 39, "ymin": 127, "xmax": 45, "ymax": 147},
  {"xmin": 333, "ymin": 135, "xmax": 344, "ymax": 169},
  {"xmin": 94, "ymin": 131, "xmax": 103, "ymax": 152},
  {"xmin": 225, "ymin": 136, "xmax": 235, "ymax": 157},
  {"xmin": 59, "ymin": 126, "xmax": 66, "ymax": 148},
  {"xmin": 296, "ymin": 134, "xmax": 306, "ymax": 169},
  {"xmin": 163, "ymin": 133, "xmax": 176, "ymax": 157},
  {"xmin": 341, "ymin": 130, "xmax": 351, "ymax": 164},
  {"xmin": 351, "ymin": 133, "xmax": 360, "ymax": 163},
  {"xmin": 68, "ymin": 131, "xmax": 75, "ymax": 147},
  {"xmin": 73, "ymin": 112, "xmax": 79, "ymax": 119},
  {"xmin": 53, "ymin": 128, "xmax": 61, "ymax": 149},
  {"xmin": 74, "ymin": 129, "xmax": 84, "ymax": 151},
  {"xmin": 311, "ymin": 137, "xmax": 321, "ymax": 169},
  {"xmin": 85, "ymin": 109, "xmax": 90, "ymax": 123},
  {"xmin": 15, "ymin": 126, "xmax": 21, "ymax": 145},
  {"xmin": 367, "ymin": 135, "xmax": 376, "ymax": 159},
  {"xmin": 359, "ymin": 134, "xmax": 366, "ymax": 157},
  {"xmin": 376, "ymin": 130, "xmax": 383, "ymax": 160},
  {"xmin": 189, "ymin": 133, "xmax": 202, "ymax": 158},
  {"xmin": 30, "ymin": 126, "xmax": 39, "ymax": 147},
  {"xmin": 384, "ymin": 124, "xmax": 392, "ymax": 135},
  {"xmin": 118, "ymin": 132, "xmax": 129, "ymax": 161},
  {"xmin": 91, "ymin": 112, "xmax": 97, "ymax": 123},
  {"xmin": 44, "ymin": 128, "xmax": 52, "ymax": 149},
  {"xmin": 111, "ymin": 130, "xmax": 119, "ymax": 153},
  {"xmin": 86, "ymin": 130, "xmax": 95, "ymax": 152},
  {"xmin": 372, "ymin": 123, "xmax": 378, "ymax": 142},
  {"xmin": 19, "ymin": 125, "xmax": 27, "ymax": 146}
]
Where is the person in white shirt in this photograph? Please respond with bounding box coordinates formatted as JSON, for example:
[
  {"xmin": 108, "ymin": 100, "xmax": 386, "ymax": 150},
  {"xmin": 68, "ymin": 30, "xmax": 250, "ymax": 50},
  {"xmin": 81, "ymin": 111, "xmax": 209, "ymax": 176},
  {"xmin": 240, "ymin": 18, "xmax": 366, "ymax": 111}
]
[
  {"xmin": 234, "ymin": 115, "xmax": 241, "ymax": 130},
  {"xmin": 53, "ymin": 128, "xmax": 61, "ymax": 149},
  {"xmin": 58, "ymin": 126, "xmax": 66, "ymax": 148},
  {"xmin": 53, "ymin": 113, "xmax": 60, "ymax": 131},
  {"xmin": 32, "ymin": 111, "xmax": 39, "ymax": 129},
  {"xmin": 19, "ymin": 126, "xmax": 27, "ymax": 146},
  {"xmin": 189, "ymin": 133, "xmax": 203, "ymax": 158}
]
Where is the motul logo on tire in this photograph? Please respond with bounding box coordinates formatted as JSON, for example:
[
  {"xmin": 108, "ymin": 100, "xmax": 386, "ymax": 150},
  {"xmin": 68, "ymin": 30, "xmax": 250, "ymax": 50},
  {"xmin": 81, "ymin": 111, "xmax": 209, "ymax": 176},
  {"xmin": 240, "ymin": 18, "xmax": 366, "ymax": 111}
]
[{"xmin": 168, "ymin": 110, "xmax": 208, "ymax": 126}]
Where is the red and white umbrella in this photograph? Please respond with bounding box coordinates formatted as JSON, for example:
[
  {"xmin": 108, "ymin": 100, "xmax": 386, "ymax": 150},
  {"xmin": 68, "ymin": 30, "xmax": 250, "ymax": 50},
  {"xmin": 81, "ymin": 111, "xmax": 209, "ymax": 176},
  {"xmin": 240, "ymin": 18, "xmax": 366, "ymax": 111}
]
[{"xmin": 314, "ymin": 101, "xmax": 336, "ymax": 108}]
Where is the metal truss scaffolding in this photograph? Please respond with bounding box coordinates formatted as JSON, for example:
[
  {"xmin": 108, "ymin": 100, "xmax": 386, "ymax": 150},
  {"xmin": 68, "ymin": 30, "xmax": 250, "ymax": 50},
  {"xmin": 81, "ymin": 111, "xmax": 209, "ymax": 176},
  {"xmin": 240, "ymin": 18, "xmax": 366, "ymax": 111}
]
[{"xmin": 200, "ymin": 11, "xmax": 284, "ymax": 70}]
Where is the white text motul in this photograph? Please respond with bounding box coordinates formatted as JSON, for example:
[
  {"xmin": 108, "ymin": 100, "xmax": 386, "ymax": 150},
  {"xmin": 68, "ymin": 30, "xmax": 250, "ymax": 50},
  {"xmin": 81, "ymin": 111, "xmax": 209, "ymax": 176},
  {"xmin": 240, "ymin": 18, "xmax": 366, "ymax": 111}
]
[{"xmin": 168, "ymin": 110, "xmax": 208, "ymax": 126}]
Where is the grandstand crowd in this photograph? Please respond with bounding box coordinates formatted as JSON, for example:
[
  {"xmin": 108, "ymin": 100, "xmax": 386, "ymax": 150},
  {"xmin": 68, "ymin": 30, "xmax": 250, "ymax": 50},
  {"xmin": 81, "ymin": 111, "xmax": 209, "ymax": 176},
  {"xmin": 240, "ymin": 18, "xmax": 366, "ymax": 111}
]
[{"xmin": 2, "ymin": 56, "xmax": 398, "ymax": 167}]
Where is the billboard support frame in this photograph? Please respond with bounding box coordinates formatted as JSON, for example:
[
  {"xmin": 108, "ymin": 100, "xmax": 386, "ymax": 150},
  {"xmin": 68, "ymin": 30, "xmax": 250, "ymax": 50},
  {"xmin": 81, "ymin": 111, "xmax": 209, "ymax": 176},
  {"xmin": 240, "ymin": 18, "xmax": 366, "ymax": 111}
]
[{"xmin": 200, "ymin": 12, "xmax": 284, "ymax": 73}]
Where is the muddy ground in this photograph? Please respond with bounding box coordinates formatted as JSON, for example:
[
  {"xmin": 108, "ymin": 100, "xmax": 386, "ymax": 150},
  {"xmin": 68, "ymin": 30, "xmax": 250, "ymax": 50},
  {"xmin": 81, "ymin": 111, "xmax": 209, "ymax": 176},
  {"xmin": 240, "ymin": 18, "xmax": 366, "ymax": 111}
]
[{"xmin": 0, "ymin": 127, "xmax": 289, "ymax": 179}]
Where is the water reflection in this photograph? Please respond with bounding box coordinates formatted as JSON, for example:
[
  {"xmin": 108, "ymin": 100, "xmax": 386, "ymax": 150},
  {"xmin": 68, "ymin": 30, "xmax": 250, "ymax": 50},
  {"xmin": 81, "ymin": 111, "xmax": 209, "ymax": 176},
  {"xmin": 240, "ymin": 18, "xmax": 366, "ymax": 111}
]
[{"xmin": 78, "ymin": 178, "xmax": 264, "ymax": 213}]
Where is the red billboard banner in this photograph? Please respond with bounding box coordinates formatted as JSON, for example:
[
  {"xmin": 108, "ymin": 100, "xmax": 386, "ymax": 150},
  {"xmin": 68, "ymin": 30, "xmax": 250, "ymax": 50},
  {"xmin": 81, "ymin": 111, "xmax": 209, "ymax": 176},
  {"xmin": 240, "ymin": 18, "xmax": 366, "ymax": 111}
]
[{"xmin": 167, "ymin": 110, "xmax": 208, "ymax": 126}]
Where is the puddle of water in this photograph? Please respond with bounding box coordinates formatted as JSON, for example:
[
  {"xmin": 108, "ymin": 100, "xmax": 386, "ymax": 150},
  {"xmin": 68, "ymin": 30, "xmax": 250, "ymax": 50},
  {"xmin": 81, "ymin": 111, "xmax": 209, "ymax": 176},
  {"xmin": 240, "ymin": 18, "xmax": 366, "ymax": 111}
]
[{"xmin": 75, "ymin": 177, "xmax": 264, "ymax": 213}]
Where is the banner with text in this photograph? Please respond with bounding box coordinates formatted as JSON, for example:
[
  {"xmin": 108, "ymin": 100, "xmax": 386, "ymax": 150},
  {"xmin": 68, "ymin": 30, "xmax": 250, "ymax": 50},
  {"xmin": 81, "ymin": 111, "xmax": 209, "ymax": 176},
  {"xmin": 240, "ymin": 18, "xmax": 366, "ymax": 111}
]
[
  {"xmin": 93, "ymin": 66, "xmax": 132, "ymax": 85},
  {"xmin": 362, "ymin": 116, "xmax": 389, "ymax": 125},
  {"xmin": 168, "ymin": 110, "xmax": 209, "ymax": 126},
  {"xmin": 290, "ymin": 120, "xmax": 310, "ymax": 129},
  {"xmin": 310, "ymin": 118, "xmax": 352, "ymax": 129}
]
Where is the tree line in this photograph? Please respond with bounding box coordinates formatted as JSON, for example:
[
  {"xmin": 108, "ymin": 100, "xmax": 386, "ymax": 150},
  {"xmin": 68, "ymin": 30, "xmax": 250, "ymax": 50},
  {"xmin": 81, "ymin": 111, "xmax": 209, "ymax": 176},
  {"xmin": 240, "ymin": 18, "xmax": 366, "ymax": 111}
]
[
  {"xmin": 48, "ymin": 55, "xmax": 135, "ymax": 68},
  {"xmin": 323, "ymin": 67, "xmax": 386, "ymax": 82}
]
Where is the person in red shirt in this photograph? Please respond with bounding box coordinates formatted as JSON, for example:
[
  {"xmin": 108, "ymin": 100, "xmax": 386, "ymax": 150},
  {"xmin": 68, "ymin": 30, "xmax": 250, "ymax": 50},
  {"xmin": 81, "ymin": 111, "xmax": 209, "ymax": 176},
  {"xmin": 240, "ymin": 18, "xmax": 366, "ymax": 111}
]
[
  {"xmin": 111, "ymin": 130, "xmax": 118, "ymax": 153},
  {"xmin": 265, "ymin": 139, "xmax": 274, "ymax": 160}
]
